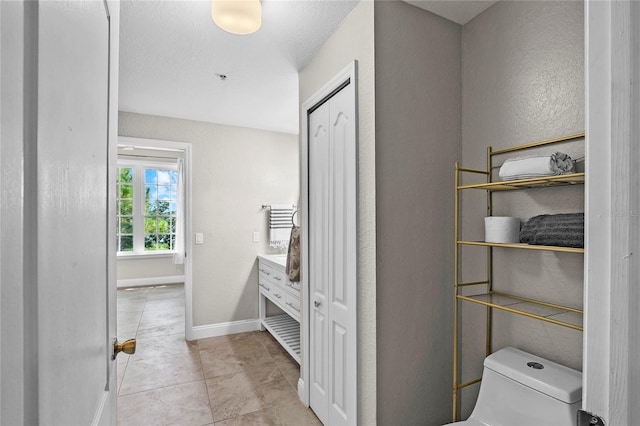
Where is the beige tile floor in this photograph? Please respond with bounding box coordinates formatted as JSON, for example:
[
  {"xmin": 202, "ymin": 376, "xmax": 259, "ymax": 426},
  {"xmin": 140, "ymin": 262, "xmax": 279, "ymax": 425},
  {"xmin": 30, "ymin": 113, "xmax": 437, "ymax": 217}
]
[{"xmin": 117, "ymin": 284, "xmax": 321, "ymax": 426}]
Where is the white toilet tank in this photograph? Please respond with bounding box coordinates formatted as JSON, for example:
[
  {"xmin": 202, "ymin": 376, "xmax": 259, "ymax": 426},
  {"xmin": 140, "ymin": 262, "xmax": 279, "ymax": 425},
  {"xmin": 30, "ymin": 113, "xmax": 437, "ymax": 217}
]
[{"xmin": 453, "ymin": 347, "xmax": 582, "ymax": 426}]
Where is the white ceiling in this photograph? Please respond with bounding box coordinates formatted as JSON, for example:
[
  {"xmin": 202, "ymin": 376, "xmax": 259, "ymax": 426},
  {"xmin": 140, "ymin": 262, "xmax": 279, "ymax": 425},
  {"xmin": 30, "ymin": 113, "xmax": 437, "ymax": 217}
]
[{"xmin": 119, "ymin": 1, "xmax": 496, "ymax": 135}]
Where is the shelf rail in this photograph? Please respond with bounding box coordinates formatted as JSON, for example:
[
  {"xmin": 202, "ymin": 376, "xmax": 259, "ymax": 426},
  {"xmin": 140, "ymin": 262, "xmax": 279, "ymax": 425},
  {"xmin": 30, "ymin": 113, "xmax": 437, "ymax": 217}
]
[{"xmin": 451, "ymin": 132, "xmax": 585, "ymax": 422}]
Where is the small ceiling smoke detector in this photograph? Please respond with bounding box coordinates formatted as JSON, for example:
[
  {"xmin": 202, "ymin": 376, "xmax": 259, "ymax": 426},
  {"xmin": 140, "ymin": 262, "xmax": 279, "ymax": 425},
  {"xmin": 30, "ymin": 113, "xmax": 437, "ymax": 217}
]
[{"xmin": 216, "ymin": 74, "xmax": 228, "ymax": 81}]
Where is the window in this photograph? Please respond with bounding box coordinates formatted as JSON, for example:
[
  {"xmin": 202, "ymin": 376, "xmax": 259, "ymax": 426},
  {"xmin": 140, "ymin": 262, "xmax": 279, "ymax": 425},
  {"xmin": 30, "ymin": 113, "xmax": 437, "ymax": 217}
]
[
  {"xmin": 116, "ymin": 167, "xmax": 134, "ymax": 251},
  {"xmin": 117, "ymin": 160, "xmax": 179, "ymax": 255}
]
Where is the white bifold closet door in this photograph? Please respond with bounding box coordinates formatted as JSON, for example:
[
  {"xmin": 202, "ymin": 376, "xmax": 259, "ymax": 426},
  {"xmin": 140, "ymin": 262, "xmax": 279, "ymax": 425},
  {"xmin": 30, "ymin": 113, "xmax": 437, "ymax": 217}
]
[{"xmin": 308, "ymin": 79, "xmax": 357, "ymax": 426}]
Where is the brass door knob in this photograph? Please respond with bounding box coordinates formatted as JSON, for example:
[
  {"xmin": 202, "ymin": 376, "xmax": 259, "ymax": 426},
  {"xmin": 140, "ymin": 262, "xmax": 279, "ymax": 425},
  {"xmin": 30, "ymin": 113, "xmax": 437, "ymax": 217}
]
[{"xmin": 112, "ymin": 338, "xmax": 136, "ymax": 360}]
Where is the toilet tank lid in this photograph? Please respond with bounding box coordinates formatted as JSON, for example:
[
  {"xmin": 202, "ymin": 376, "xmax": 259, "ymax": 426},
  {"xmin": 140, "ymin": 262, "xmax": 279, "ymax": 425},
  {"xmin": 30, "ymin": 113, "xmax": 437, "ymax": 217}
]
[{"xmin": 484, "ymin": 347, "xmax": 582, "ymax": 404}]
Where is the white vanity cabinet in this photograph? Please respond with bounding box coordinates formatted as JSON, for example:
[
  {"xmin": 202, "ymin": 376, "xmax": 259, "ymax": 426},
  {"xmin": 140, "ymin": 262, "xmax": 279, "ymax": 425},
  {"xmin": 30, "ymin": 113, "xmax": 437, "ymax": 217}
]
[{"xmin": 258, "ymin": 255, "xmax": 301, "ymax": 363}]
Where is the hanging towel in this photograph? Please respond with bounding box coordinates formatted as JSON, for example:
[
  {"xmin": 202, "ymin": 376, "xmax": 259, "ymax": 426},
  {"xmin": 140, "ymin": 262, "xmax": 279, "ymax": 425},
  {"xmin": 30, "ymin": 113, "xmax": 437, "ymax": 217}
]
[
  {"xmin": 286, "ymin": 225, "xmax": 301, "ymax": 282},
  {"xmin": 268, "ymin": 204, "xmax": 295, "ymax": 248},
  {"xmin": 499, "ymin": 152, "xmax": 575, "ymax": 181}
]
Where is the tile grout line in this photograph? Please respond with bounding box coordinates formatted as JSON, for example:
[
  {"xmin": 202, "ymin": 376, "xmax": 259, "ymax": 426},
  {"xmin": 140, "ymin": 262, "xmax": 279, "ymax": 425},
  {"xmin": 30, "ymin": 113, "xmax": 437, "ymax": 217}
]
[
  {"xmin": 194, "ymin": 337, "xmax": 216, "ymax": 424},
  {"xmin": 118, "ymin": 286, "xmax": 312, "ymax": 425}
]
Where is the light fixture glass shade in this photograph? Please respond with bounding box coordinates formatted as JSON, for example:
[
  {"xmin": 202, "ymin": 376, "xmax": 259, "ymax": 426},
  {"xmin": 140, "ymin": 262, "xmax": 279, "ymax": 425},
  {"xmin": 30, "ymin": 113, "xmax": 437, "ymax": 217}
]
[{"xmin": 211, "ymin": 0, "xmax": 262, "ymax": 35}]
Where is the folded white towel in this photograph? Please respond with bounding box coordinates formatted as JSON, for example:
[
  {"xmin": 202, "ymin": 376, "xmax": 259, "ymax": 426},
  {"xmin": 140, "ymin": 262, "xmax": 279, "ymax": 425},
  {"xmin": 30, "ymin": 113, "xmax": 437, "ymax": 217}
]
[
  {"xmin": 499, "ymin": 152, "xmax": 574, "ymax": 181},
  {"xmin": 270, "ymin": 228, "xmax": 291, "ymax": 249}
]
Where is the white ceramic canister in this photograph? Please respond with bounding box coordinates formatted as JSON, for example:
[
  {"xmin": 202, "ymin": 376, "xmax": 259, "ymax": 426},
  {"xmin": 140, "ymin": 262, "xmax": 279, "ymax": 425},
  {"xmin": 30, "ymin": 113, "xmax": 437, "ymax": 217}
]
[{"xmin": 484, "ymin": 216, "xmax": 520, "ymax": 243}]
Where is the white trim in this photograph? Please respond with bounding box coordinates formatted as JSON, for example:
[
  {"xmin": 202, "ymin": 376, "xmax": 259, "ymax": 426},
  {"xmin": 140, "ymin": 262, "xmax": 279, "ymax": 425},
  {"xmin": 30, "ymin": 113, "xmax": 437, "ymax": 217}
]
[
  {"xmin": 118, "ymin": 136, "xmax": 187, "ymax": 152},
  {"xmin": 584, "ymin": 1, "xmax": 639, "ymax": 424},
  {"xmin": 117, "ymin": 136, "xmax": 194, "ymax": 341},
  {"xmin": 116, "ymin": 275, "xmax": 184, "ymax": 288},
  {"xmin": 300, "ymin": 60, "xmax": 358, "ymax": 422},
  {"xmin": 117, "ymin": 158, "xmax": 178, "ymax": 169},
  {"xmin": 116, "ymin": 252, "xmax": 175, "ymax": 260},
  {"xmin": 297, "ymin": 378, "xmax": 306, "ymax": 404},
  {"xmin": 188, "ymin": 319, "xmax": 261, "ymax": 341}
]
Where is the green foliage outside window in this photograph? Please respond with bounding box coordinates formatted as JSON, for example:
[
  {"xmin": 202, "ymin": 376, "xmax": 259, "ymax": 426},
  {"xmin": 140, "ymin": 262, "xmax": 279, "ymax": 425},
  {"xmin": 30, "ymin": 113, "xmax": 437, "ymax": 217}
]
[
  {"xmin": 116, "ymin": 165, "xmax": 178, "ymax": 253},
  {"xmin": 117, "ymin": 167, "xmax": 134, "ymax": 252}
]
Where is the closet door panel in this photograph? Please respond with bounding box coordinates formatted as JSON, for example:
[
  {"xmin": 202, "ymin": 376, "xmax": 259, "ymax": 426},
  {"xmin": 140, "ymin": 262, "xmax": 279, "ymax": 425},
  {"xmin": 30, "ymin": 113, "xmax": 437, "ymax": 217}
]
[
  {"xmin": 327, "ymin": 84, "xmax": 356, "ymax": 426},
  {"xmin": 309, "ymin": 101, "xmax": 330, "ymax": 425},
  {"xmin": 307, "ymin": 66, "xmax": 357, "ymax": 426}
]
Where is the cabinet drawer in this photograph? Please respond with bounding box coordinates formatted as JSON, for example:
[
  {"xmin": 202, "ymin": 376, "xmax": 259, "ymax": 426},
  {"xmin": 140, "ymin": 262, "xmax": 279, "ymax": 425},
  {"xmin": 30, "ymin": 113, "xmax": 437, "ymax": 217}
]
[
  {"xmin": 270, "ymin": 283, "xmax": 287, "ymax": 308},
  {"xmin": 285, "ymin": 293, "xmax": 301, "ymax": 320},
  {"xmin": 270, "ymin": 268, "xmax": 287, "ymax": 286},
  {"xmin": 258, "ymin": 263, "xmax": 279, "ymax": 285},
  {"xmin": 284, "ymin": 279, "xmax": 300, "ymax": 296},
  {"xmin": 258, "ymin": 280, "xmax": 274, "ymax": 298}
]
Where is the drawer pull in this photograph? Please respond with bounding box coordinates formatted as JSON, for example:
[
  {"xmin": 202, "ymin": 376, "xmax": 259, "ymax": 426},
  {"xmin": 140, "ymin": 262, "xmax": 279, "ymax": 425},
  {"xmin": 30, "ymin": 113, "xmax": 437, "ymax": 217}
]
[
  {"xmin": 259, "ymin": 283, "xmax": 270, "ymax": 291},
  {"xmin": 286, "ymin": 301, "xmax": 301, "ymax": 312},
  {"xmin": 274, "ymin": 293, "xmax": 282, "ymax": 299},
  {"xmin": 259, "ymin": 268, "xmax": 271, "ymax": 275},
  {"xmin": 274, "ymin": 276, "xmax": 282, "ymax": 281}
]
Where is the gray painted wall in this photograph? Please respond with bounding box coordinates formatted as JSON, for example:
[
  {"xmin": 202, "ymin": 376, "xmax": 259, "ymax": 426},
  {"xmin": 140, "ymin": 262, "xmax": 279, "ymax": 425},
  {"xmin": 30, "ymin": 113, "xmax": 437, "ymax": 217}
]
[
  {"xmin": 118, "ymin": 112, "xmax": 299, "ymax": 326},
  {"xmin": 459, "ymin": 0, "xmax": 584, "ymax": 416},
  {"xmin": 374, "ymin": 2, "xmax": 461, "ymax": 425}
]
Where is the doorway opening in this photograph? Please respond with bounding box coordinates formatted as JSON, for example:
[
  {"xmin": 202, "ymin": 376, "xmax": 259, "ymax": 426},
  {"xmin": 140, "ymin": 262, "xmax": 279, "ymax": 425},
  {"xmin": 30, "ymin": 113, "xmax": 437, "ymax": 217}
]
[{"xmin": 114, "ymin": 136, "xmax": 193, "ymax": 393}]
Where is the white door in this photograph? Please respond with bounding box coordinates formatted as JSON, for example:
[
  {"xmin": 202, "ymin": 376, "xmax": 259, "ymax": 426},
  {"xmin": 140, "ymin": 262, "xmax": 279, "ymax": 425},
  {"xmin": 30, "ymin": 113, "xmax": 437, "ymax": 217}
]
[
  {"xmin": 309, "ymin": 100, "xmax": 331, "ymax": 422},
  {"xmin": 308, "ymin": 65, "xmax": 357, "ymax": 426},
  {"xmin": 37, "ymin": 1, "xmax": 120, "ymax": 423}
]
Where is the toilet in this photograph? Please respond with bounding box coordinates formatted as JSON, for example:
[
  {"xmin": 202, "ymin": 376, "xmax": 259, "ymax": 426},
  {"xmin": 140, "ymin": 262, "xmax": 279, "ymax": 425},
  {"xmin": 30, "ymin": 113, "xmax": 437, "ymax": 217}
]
[{"xmin": 447, "ymin": 347, "xmax": 582, "ymax": 426}]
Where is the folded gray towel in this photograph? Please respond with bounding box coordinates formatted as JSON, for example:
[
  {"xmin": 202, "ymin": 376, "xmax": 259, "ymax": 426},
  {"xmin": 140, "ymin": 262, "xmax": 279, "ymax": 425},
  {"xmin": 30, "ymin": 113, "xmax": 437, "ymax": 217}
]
[{"xmin": 520, "ymin": 213, "xmax": 584, "ymax": 248}]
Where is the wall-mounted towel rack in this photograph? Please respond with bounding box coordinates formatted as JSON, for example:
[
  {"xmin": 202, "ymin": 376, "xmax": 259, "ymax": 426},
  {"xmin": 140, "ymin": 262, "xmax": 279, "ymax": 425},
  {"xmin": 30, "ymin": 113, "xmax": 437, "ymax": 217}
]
[{"xmin": 263, "ymin": 204, "xmax": 296, "ymax": 248}]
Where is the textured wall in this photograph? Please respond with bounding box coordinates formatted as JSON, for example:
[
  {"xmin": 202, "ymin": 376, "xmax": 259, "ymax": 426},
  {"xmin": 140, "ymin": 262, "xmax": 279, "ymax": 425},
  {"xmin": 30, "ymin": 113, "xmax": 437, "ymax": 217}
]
[
  {"xmin": 117, "ymin": 257, "xmax": 184, "ymax": 281},
  {"xmin": 118, "ymin": 112, "xmax": 299, "ymax": 326},
  {"xmin": 374, "ymin": 2, "xmax": 461, "ymax": 425},
  {"xmin": 298, "ymin": 1, "xmax": 376, "ymax": 422},
  {"xmin": 460, "ymin": 0, "xmax": 584, "ymax": 416}
]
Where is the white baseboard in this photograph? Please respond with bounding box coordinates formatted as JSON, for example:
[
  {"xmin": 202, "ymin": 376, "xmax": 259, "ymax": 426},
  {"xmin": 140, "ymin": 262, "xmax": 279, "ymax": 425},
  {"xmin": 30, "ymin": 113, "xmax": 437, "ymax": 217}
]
[
  {"xmin": 188, "ymin": 318, "xmax": 261, "ymax": 341},
  {"xmin": 298, "ymin": 378, "xmax": 307, "ymax": 405},
  {"xmin": 117, "ymin": 275, "xmax": 184, "ymax": 288}
]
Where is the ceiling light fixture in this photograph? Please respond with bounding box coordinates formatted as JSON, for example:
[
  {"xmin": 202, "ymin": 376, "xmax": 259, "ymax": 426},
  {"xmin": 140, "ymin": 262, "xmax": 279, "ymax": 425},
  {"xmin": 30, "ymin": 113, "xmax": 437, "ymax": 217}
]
[{"xmin": 211, "ymin": 0, "xmax": 262, "ymax": 35}]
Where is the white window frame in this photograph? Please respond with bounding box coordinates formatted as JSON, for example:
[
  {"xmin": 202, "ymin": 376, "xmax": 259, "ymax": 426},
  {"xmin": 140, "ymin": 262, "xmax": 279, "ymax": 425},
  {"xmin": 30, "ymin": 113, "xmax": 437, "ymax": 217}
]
[{"xmin": 117, "ymin": 158, "xmax": 179, "ymax": 257}]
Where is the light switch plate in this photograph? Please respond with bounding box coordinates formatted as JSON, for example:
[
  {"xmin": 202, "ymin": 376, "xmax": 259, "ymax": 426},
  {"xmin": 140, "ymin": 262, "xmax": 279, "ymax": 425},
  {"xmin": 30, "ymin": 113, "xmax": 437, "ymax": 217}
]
[{"xmin": 195, "ymin": 232, "xmax": 204, "ymax": 244}]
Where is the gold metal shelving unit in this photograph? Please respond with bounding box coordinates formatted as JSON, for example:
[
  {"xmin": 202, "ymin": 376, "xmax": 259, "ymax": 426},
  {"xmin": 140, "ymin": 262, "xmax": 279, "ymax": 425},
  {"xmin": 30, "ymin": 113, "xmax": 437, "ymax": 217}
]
[{"xmin": 452, "ymin": 133, "xmax": 585, "ymax": 422}]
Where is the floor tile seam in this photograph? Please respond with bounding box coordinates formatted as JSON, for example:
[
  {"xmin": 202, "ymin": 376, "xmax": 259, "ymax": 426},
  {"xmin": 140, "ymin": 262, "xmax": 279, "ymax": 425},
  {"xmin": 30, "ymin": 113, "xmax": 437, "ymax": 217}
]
[
  {"xmin": 204, "ymin": 371, "xmax": 292, "ymax": 395},
  {"xmin": 136, "ymin": 322, "xmax": 186, "ymax": 333},
  {"xmin": 274, "ymin": 363, "xmax": 298, "ymax": 392},
  {"xmin": 137, "ymin": 330, "xmax": 186, "ymax": 338},
  {"xmin": 116, "ymin": 360, "xmax": 128, "ymax": 396},
  {"xmin": 218, "ymin": 392, "xmax": 298, "ymax": 422},
  {"xmin": 201, "ymin": 361, "xmax": 283, "ymax": 383},
  {"xmin": 195, "ymin": 337, "xmax": 221, "ymax": 421},
  {"xmin": 248, "ymin": 398, "xmax": 308, "ymax": 415},
  {"xmin": 118, "ymin": 376, "xmax": 207, "ymax": 398},
  {"xmin": 200, "ymin": 348, "xmax": 221, "ymax": 424},
  {"xmin": 126, "ymin": 350, "xmax": 200, "ymax": 365},
  {"xmin": 196, "ymin": 346, "xmax": 265, "ymax": 360}
]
